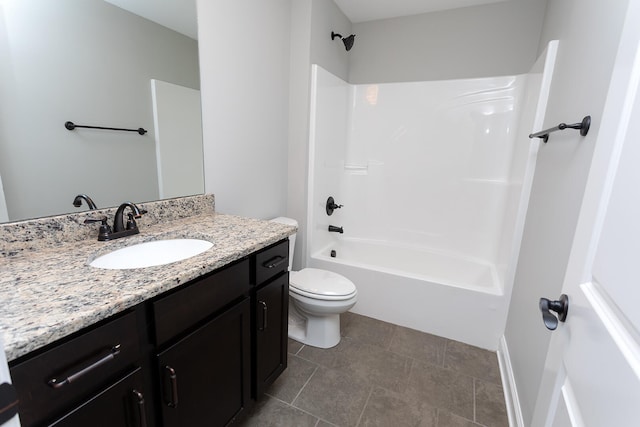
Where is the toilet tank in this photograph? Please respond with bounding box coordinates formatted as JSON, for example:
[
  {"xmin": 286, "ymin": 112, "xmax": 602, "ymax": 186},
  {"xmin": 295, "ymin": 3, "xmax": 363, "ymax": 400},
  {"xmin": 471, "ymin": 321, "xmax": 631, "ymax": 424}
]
[{"xmin": 270, "ymin": 217, "xmax": 297, "ymax": 271}]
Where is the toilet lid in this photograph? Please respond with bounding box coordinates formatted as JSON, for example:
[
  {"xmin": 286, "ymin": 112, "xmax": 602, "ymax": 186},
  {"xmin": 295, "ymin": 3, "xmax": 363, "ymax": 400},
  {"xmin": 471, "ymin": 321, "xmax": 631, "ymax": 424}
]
[{"xmin": 290, "ymin": 268, "xmax": 356, "ymax": 298}]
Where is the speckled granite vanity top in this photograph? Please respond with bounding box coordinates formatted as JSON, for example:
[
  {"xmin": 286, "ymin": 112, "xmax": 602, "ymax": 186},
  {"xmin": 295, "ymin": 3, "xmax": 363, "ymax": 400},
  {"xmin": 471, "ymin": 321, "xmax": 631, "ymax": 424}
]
[{"xmin": 0, "ymin": 195, "xmax": 295, "ymax": 362}]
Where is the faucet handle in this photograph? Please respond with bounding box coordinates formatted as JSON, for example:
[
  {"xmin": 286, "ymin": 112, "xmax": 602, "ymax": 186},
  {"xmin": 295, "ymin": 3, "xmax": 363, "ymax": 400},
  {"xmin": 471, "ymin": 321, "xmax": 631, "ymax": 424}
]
[
  {"xmin": 125, "ymin": 208, "xmax": 148, "ymax": 230},
  {"xmin": 84, "ymin": 216, "xmax": 107, "ymax": 225},
  {"xmin": 126, "ymin": 213, "xmax": 139, "ymax": 230},
  {"xmin": 84, "ymin": 216, "xmax": 112, "ymax": 240}
]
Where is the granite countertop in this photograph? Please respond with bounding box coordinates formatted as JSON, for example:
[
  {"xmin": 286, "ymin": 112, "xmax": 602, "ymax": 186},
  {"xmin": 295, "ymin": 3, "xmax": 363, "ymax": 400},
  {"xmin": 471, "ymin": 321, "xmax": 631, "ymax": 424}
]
[{"xmin": 0, "ymin": 211, "xmax": 295, "ymax": 362}]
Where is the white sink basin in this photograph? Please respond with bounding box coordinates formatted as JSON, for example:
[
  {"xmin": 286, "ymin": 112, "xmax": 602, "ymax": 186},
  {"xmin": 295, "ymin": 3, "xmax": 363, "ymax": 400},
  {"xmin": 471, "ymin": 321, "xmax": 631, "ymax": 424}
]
[{"xmin": 89, "ymin": 239, "xmax": 213, "ymax": 269}]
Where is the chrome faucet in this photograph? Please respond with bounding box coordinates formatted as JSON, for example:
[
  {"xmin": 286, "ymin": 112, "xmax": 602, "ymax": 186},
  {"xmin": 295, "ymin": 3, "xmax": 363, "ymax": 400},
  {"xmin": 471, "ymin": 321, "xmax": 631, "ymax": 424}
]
[
  {"xmin": 73, "ymin": 194, "xmax": 97, "ymax": 210},
  {"xmin": 85, "ymin": 202, "xmax": 146, "ymax": 241}
]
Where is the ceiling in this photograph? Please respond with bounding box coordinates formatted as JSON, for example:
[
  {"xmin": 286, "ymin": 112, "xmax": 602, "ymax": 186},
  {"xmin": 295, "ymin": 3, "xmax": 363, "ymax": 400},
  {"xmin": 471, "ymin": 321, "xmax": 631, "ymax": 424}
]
[
  {"xmin": 103, "ymin": 0, "xmax": 510, "ymax": 40},
  {"xmin": 334, "ymin": 0, "xmax": 509, "ymax": 23},
  {"xmin": 103, "ymin": 0, "xmax": 197, "ymax": 40}
]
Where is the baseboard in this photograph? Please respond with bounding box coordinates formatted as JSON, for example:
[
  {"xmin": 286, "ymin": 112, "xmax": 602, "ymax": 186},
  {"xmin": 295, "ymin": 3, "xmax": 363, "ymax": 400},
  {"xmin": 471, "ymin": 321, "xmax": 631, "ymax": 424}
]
[{"xmin": 497, "ymin": 336, "xmax": 525, "ymax": 427}]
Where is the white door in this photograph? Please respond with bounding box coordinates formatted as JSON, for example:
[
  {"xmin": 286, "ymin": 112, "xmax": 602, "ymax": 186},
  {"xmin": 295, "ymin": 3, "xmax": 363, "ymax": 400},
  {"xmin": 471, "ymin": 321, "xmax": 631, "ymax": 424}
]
[{"xmin": 531, "ymin": 2, "xmax": 640, "ymax": 426}]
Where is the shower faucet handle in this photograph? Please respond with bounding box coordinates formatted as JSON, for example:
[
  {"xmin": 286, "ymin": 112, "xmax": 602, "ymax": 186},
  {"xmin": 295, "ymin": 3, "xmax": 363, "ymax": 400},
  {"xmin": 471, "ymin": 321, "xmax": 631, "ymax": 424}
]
[{"xmin": 326, "ymin": 196, "xmax": 344, "ymax": 216}]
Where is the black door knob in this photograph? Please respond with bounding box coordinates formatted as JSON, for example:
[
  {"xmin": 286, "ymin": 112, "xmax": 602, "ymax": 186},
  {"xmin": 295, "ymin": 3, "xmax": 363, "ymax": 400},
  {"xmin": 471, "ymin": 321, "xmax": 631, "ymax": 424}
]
[{"xmin": 539, "ymin": 294, "xmax": 569, "ymax": 331}]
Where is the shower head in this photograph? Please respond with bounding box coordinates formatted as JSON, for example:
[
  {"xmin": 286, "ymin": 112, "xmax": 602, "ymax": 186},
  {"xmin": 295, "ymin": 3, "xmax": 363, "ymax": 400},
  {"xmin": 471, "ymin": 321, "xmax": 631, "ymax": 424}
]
[{"xmin": 331, "ymin": 31, "xmax": 356, "ymax": 51}]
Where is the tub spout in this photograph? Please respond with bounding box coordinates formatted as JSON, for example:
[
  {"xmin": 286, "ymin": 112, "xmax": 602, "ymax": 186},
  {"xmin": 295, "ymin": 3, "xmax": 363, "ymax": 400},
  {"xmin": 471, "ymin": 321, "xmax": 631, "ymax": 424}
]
[{"xmin": 328, "ymin": 225, "xmax": 343, "ymax": 234}]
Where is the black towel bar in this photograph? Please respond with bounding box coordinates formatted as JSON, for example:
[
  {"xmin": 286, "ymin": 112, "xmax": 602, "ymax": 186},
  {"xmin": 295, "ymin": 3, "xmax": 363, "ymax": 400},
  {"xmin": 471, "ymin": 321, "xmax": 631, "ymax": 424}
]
[
  {"xmin": 65, "ymin": 121, "xmax": 147, "ymax": 135},
  {"xmin": 529, "ymin": 115, "xmax": 591, "ymax": 143}
]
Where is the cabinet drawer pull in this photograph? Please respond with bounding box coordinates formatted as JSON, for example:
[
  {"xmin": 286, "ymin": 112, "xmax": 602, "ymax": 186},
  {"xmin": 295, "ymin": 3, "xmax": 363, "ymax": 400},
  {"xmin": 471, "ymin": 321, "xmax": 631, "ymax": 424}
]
[
  {"xmin": 164, "ymin": 366, "xmax": 179, "ymax": 408},
  {"xmin": 47, "ymin": 344, "xmax": 121, "ymax": 389},
  {"xmin": 259, "ymin": 301, "xmax": 268, "ymax": 331},
  {"xmin": 262, "ymin": 256, "xmax": 287, "ymax": 269},
  {"xmin": 132, "ymin": 389, "xmax": 148, "ymax": 427}
]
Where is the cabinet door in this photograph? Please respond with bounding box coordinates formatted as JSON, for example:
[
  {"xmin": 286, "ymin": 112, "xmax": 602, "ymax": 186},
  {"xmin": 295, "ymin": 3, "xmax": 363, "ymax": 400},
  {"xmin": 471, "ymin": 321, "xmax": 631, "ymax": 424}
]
[
  {"xmin": 49, "ymin": 367, "xmax": 147, "ymax": 427},
  {"xmin": 157, "ymin": 298, "xmax": 251, "ymax": 427},
  {"xmin": 255, "ymin": 273, "xmax": 288, "ymax": 396}
]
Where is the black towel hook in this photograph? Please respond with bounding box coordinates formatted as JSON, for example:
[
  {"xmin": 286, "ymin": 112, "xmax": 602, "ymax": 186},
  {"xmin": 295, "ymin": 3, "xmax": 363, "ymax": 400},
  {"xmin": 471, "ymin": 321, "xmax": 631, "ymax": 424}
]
[{"xmin": 529, "ymin": 115, "xmax": 591, "ymax": 143}]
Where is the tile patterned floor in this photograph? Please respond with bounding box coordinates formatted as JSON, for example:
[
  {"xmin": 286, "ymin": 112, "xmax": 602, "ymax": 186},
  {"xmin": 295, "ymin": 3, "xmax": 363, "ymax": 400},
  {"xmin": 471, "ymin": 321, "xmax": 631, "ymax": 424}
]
[{"xmin": 239, "ymin": 312, "xmax": 508, "ymax": 427}]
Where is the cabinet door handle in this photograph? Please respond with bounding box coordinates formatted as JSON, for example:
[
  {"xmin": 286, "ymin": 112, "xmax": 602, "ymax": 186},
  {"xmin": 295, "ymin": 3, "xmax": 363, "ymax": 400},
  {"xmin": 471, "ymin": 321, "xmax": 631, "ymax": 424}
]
[
  {"xmin": 47, "ymin": 344, "xmax": 121, "ymax": 389},
  {"xmin": 259, "ymin": 300, "xmax": 268, "ymax": 331},
  {"xmin": 262, "ymin": 255, "xmax": 287, "ymax": 269},
  {"xmin": 164, "ymin": 366, "xmax": 179, "ymax": 408},
  {"xmin": 132, "ymin": 389, "xmax": 147, "ymax": 427}
]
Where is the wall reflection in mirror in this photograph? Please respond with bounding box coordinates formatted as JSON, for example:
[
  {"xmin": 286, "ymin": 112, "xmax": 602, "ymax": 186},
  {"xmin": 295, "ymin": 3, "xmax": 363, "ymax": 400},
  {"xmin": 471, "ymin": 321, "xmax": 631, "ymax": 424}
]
[{"xmin": 0, "ymin": 0, "xmax": 203, "ymax": 223}]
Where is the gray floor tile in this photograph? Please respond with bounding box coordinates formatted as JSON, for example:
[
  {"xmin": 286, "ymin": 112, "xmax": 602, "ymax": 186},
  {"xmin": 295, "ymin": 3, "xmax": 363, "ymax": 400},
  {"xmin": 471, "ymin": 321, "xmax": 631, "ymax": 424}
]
[
  {"xmin": 331, "ymin": 339, "xmax": 413, "ymax": 393},
  {"xmin": 341, "ymin": 311, "xmax": 355, "ymax": 331},
  {"xmin": 238, "ymin": 396, "xmax": 319, "ymax": 427},
  {"xmin": 475, "ymin": 380, "xmax": 508, "ymax": 427},
  {"xmin": 405, "ymin": 360, "xmax": 475, "ymax": 420},
  {"xmin": 289, "ymin": 338, "xmax": 304, "ymax": 355},
  {"xmin": 317, "ymin": 420, "xmax": 339, "ymax": 427},
  {"xmin": 390, "ymin": 325, "xmax": 448, "ymax": 366},
  {"xmin": 436, "ymin": 410, "xmax": 483, "ymax": 427},
  {"xmin": 243, "ymin": 313, "xmax": 508, "ymax": 427},
  {"xmin": 266, "ymin": 354, "xmax": 318, "ymax": 404},
  {"xmin": 293, "ymin": 365, "xmax": 372, "ymax": 426},
  {"xmin": 341, "ymin": 313, "xmax": 396, "ymax": 349},
  {"xmin": 300, "ymin": 337, "xmax": 412, "ymax": 393},
  {"xmin": 297, "ymin": 336, "xmax": 348, "ymax": 367},
  {"xmin": 444, "ymin": 340, "xmax": 501, "ymax": 385},
  {"xmin": 358, "ymin": 387, "xmax": 437, "ymax": 427}
]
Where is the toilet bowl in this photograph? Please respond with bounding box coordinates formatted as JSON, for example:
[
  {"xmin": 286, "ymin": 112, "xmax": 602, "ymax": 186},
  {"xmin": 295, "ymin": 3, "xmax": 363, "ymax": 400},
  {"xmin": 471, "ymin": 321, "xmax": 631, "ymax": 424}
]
[{"xmin": 271, "ymin": 217, "xmax": 357, "ymax": 348}]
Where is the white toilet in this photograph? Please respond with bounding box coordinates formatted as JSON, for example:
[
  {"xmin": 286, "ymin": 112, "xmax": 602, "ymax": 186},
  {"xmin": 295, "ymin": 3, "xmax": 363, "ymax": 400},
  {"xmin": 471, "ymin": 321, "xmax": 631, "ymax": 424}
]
[{"xmin": 271, "ymin": 217, "xmax": 357, "ymax": 349}]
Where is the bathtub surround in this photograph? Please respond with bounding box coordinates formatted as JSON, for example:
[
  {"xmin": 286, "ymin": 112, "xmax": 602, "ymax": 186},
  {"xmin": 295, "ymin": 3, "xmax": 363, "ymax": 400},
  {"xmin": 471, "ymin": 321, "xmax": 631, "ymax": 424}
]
[{"xmin": 306, "ymin": 64, "xmax": 553, "ymax": 350}]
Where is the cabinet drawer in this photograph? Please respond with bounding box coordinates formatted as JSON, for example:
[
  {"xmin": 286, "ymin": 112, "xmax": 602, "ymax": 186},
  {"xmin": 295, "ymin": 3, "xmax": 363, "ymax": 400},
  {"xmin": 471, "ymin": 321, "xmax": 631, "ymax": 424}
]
[
  {"xmin": 153, "ymin": 259, "xmax": 250, "ymax": 346},
  {"xmin": 50, "ymin": 367, "xmax": 146, "ymax": 427},
  {"xmin": 255, "ymin": 240, "xmax": 289, "ymax": 285},
  {"xmin": 10, "ymin": 311, "xmax": 140, "ymax": 427}
]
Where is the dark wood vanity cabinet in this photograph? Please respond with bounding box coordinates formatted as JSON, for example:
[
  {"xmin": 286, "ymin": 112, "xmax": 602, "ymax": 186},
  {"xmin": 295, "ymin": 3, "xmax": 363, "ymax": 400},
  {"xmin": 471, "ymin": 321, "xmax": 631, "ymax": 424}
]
[
  {"xmin": 157, "ymin": 299, "xmax": 251, "ymax": 427},
  {"xmin": 9, "ymin": 311, "xmax": 146, "ymax": 427},
  {"xmin": 9, "ymin": 239, "xmax": 290, "ymax": 427},
  {"xmin": 253, "ymin": 239, "xmax": 290, "ymax": 397},
  {"xmin": 254, "ymin": 273, "xmax": 289, "ymax": 397},
  {"xmin": 152, "ymin": 259, "xmax": 252, "ymax": 427},
  {"xmin": 49, "ymin": 368, "xmax": 147, "ymax": 427}
]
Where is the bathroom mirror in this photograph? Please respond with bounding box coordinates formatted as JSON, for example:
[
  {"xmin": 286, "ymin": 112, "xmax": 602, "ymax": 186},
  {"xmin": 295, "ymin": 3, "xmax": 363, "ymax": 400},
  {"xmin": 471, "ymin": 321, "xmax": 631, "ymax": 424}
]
[{"xmin": 0, "ymin": 0, "xmax": 202, "ymax": 223}]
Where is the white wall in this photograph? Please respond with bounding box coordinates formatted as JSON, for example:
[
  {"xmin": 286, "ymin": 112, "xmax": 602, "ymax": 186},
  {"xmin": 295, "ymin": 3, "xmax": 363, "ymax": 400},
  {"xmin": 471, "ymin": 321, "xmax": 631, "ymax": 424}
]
[
  {"xmin": 287, "ymin": 0, "xmax": 351, "ymax": 268},
  {"xmin": 0, "ymin": 0, "xmax": 199, "ymax": 222},
  {"xmin": 348, "ymin": 0, "xmax": 548, "ymax": 84},
  {"xmin": 287, "ymin": 0, "xmax": 313, "ymax": 270},
  {"xmin": 504, "ymin": 0, "xmax": 632, "ymax": 423},
  {"xmin": 310, "ymin": 0, "xmax": 352, "ymax": 82},
  {"xmin": 197, "ymin": 0, "xmax": 291, "ymax": 219}
]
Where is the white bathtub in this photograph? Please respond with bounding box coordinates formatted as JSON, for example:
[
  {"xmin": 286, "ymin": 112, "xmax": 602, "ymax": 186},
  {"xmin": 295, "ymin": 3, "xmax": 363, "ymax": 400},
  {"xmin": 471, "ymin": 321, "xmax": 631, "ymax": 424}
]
[{"xmin": 308, "ymin": 239, "xmax": 507, "ymax": 350}]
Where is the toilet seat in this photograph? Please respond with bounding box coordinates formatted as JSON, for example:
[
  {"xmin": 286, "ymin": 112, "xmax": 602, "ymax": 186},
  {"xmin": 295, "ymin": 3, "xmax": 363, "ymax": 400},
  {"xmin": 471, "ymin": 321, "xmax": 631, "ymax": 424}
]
[{"xmin": 290, "ymin": 268, "xmax": 357, "ymax": 301}]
